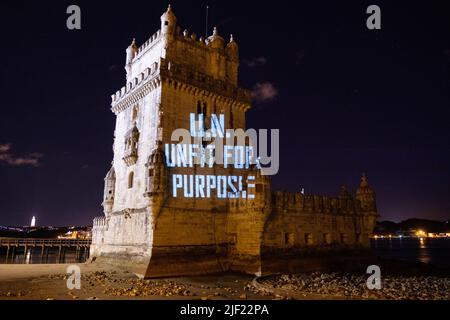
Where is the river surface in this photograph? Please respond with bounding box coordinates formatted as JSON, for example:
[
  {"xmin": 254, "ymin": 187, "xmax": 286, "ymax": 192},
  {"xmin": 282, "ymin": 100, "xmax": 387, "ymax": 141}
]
[
  {"xmin": 371, "ymin": 237, "xmax": 450, "ymax": 267},
  {"xmin": 1, "ymin": 238, "xmax": 449, "ymax": 267}
]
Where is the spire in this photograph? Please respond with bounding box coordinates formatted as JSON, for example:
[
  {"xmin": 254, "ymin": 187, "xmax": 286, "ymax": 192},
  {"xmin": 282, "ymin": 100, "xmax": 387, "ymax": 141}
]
[
  {"xmin": 207, "ymin": 26, "xmax": 224, "ymax": 49},
  {"xmin": 356, "ymin": 172, "xmax": 376, "ymax": 212},
  {"xmin": 356, "ymin": 173, "xmax": 375, "ymax": 196},
  {"xmin": 161, "ymin": 4, "xmax": 177, "ymax": 23},
  {"xmin": 360, "ymin": 172, "xmax": 369, "ymax": 188},
  {"xmin": 131, "ymin": 38, "xmax": 137, "ymax": 48}
]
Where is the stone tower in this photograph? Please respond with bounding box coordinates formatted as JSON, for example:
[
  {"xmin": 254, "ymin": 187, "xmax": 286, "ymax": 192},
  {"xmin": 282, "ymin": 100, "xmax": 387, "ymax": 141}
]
[
  {"xmin": 91, "ymin": 6, "xmax": 255, "ymax": 277},
  {"xmin": 91, "ymin": 6, "xmax": 378, "ymax": 278}
]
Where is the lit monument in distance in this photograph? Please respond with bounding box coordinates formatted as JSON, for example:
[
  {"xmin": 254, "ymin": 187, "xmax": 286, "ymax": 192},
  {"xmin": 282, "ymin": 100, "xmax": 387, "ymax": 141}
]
[{"xmin": 30, "ymin": 216, "xmax": 36, "ymax": 227}]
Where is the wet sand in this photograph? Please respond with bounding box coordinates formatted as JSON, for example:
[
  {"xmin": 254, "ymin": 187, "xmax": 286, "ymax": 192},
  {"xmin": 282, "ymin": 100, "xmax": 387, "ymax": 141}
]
[
  {"xmin": 0, "ymin": 263, "xmax": 277, "ymax": 300},
  {"xmin": 1, "ymin": 260, "xmax": 449, "ymax": 300}
]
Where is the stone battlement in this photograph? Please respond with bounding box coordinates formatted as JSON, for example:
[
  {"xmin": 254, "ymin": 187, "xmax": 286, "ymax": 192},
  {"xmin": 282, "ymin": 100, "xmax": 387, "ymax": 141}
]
[
  {"xmin": 271, "ymin": 191, "xmax": 365, "ymax": 214},
  {"xmin": 111, "ymin": 58, "xmax": 250, "ymax": 113},
  {"xmin": 133, "ymin": 30, "xmax": 162, "ymax": 62}
]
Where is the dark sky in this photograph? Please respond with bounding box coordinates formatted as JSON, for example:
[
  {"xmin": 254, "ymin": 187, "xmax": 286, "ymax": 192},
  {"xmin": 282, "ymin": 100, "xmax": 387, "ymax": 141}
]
[{"xmin": 0, "ymin": 0, "xmax": 449, "ymax": 226}]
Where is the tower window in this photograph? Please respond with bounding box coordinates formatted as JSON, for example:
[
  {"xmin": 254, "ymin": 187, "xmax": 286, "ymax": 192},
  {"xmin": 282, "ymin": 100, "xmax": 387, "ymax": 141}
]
[
  {"xmin": 164, "ymin": 21, "xmax": 169, "ymax": 26},
  {"xmin": 128, "ymin": 172, "xmax": 134, "ymax": 189},
  {"xmin": 284, "ymin": 233, "xmax": 295, "ymax": 247},
  {"xmin": 323, "ymin": 233, "xmax": 331, "ymax": 245},
  {"xmin": 197, "ymin": 101, "xmax": 202, "ymax": 114},
  {"xmin": 149, "ymin": 168, "xmax": 154, "ymax": 177},
  {"xmin": 203, "ymin": 103, "xmax": 207, "ymax": 116}
]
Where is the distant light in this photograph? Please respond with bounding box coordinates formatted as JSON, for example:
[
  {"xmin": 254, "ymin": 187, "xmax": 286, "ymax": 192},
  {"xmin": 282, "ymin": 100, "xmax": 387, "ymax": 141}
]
[
  {"xmin": 415, "ymin": 230, "xmax": 427, "ymax": 237},
  {"xmin": 30, "ymin": 216, "xmax": 36, "ymax": 227}
]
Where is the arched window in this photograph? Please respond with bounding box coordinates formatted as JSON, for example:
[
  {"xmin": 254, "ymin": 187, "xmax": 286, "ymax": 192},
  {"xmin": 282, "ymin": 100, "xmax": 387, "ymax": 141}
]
[
  {"xmin": 128, "ymin": 172, "xmax": 134, "ymax": 189},
  {"xmin": 203, "ymin": 103, "xmax": 207, "ymax": 116},
  {"xmin": 197, "ymin": 101, "xmax": 202, "ymax": 114}
]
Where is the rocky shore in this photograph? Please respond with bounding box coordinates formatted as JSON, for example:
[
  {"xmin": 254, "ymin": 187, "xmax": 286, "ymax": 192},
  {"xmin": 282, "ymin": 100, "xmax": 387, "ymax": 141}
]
[
  {"xmin": 251, "ymin": 272, "xmax": 450, "ymax": 300},
  {"xmin": 1, "ymin": 262, "xmax": 449, "ymax": 300}
]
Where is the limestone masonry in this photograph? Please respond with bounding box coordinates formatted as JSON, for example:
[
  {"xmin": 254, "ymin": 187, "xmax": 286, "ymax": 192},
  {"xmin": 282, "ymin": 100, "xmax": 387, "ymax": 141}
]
[{"xmin": 90, "ymin": 6, "xmax": 378, "ymax": 278}]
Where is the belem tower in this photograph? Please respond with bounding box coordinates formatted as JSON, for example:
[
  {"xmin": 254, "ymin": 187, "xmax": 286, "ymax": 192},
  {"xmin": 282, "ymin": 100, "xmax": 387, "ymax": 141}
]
[{"xmin": 90, "ymin": 6, "xmax": 378, "ymax": 278}]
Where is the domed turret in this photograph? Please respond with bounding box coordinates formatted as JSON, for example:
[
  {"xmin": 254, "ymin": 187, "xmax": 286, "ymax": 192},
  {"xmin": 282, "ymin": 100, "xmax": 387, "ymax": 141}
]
[
  {"xmin": 161, "ymin": 4, "xmax": 177, "ymax": 46},
  {"xmin": 145, "ymin": 141, "xmax": 167, "ymax": 196},
  {"xmin": 125, "ymin": 38, "xmax": 138, "ymax": 64},
  {"xmin": 207, "ymin": 27, "xmax": 225, "ymax": 50},
  {"xmin": 102, "ymin": 166, "xmax": 116, "ymax": 215},
  {"xmin": 125, "ymin": 38, "xmax": 138, "ymax": 79},
  {"xmin": 148, "ymin": 141, "xmax": 166, "ymax": 165},
  {"xmin": 356, "ymin": 173, "xmax": 376, "ymax": 211},
  {"xmin": 225, "ymin": 34, "xmax": 239, "ymax": 85},
  {"xmin": 225, "ymin": 34, "xmax": 239, "ymax": 61}
]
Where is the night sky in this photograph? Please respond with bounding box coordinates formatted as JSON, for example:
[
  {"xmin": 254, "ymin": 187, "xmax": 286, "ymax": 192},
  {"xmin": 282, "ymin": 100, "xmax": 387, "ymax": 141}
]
[{"xmin": 0, "ymin": 0, "xmax": 449, "ymax": 226}]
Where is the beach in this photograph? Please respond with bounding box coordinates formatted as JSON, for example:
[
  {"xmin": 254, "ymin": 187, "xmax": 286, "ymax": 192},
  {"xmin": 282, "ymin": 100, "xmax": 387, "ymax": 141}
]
[
  {"xmin": 0, "ymin": 263, "xmax": 275, "ymax": 300},
  {"xmin": 1, "ymin": 258, "xmax": 449, "ymax": 300}
]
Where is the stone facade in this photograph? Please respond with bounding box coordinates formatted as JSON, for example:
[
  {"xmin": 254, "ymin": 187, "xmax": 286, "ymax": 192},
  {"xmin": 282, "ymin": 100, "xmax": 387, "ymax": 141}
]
[{"xmin": 90, "ymin": 6, "xmax": 378, "ymax": 278}]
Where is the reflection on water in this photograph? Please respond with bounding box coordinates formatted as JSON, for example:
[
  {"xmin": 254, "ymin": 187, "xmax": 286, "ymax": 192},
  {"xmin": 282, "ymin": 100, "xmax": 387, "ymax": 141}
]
[
  {"xmin": 371, "ymin": 237, "xmax": 450, "ymax": 267},
  {"xmin": 0, "ymin": 247, "xmax": 89, "ymax": 264},
  {"xmin": 25, "ymin": 249, "xmax": 31, "ymax": 264},
  {"xmin": 419, "ymin": 238, "xmax": 426, "ymax": 249}
]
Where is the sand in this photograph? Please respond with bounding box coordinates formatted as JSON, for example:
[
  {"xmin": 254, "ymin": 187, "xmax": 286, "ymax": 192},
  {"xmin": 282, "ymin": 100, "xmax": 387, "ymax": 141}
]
[{"xmin": 0, "ymin": 263, "xmax": 276, "ymax": 300}]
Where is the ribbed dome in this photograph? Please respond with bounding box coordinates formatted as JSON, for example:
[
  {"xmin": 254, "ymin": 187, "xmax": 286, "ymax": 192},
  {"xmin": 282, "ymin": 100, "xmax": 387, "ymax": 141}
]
[
  {"xmin": 148, "ymin": 141, "xmax": 166, "ymax": 164},
  {"xmin": 356, "ymin": 173, "xmax": 375, "ymax": 196},
  {"xmin": 226, "ymin": 34, "xmax": 238, "ymax": 58},
  {"xmin": 207, "ymin": 27, "xmax": 224, "ymax": 49},
  {"xmin": 105, "ymin": 166, "xmax": 115, "ymax": 180},
  {"xmin": 161, "ymin": 4, "xmax": 177, "ymax": 24}
]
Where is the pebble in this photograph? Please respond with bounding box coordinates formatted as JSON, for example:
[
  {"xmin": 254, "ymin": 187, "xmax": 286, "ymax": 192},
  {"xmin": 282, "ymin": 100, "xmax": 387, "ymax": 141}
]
[{"xmin": 251, "ymin": 272, "xmax": 450, "ymax": 300}]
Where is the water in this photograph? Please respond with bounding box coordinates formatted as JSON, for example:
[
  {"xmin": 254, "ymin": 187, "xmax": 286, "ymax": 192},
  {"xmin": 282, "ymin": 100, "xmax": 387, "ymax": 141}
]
[
  {"xmin": 371, "ymin": 237, "xmax": 450, "ymax": 268},
  {"xmin": 1, "ymin": 239, "xmax": 449, "ymax": 267},
  {"xmin": 0, "ymin": 246, "xmax": 89, "ymax": 264}
]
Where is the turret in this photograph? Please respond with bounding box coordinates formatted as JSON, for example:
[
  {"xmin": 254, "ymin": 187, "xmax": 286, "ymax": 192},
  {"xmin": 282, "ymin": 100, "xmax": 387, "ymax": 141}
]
[
  {"xmin": 160, "ymin": 4, "xmax": 177, "ymax": 49},
  {"xmin": 102, "ymin": 166, "xmax": 116, "ymax": 215},
  {"xmin": 225, "ymin": 34, "xmax": 238, "ymax": 61},
  {"xmin": 207, "ymin": 27, "xmax": 225, "ymax": 50},
  {"xmin": 356, "ymin": 173, "xmax": 376, "ymax": 212},
  {"xmin": 125, "ymin": 38, "xmax": 138, "ymax": 79},
  {"xmin": 206, "ymin": 27, "xmax": 226, "ymax": 79},
  {"xmin": 249, "ymin": 164, "xmax": 271, "ymax": 210},
  {"xmin": 144, "ymin": 141, "xmax": 167, "ymax": 213},
  {"xmin": 225, "ymin": 35, "xmax": 239, "ymax": 85}
]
